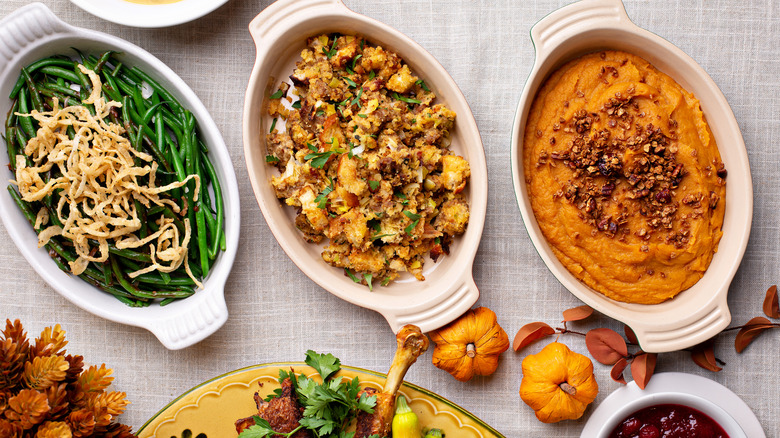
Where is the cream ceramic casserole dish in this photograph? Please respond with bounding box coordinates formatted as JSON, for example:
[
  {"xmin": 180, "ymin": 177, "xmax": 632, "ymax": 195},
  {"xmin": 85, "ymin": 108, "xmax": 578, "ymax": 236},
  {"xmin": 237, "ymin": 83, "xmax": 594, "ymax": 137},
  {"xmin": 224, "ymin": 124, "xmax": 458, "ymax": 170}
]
[
  {"xmin": 243, "ymin": 0, "xmax": 487, "ymax": 333},
  {"xmin": 510, "ymin": 0, "xmax": 752, "ymax": 352},
  {"xmin": 0, "ymin": 3, "xmax": 241, "ymax": 349}
]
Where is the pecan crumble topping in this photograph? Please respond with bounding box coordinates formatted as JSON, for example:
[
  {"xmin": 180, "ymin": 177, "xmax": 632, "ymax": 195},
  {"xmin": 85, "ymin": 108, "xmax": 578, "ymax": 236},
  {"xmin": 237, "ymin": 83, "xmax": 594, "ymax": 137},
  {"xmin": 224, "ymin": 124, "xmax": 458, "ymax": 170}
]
[{"xmin": 547, "ymin": 92, "xmax": 725, "ymax": 247}]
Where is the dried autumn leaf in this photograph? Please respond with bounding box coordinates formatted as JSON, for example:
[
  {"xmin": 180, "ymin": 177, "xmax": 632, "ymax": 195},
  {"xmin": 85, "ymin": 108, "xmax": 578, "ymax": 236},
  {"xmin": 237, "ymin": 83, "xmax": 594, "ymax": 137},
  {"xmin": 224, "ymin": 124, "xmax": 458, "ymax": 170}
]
[
  {"xmin": 631, "ymin": 352, "xmax": 657, "ymax": 390},
  {"xmin": 763, "ymin": 285, "xmax": 779, "ymax": 319},
  {"xmin": 562, "ymin": 305, "xmax": 594, "ymax": 322},
  {"xmin": 610, "ymin": 358, "xmax": 628, "ymax": 385},
  {"xmin": 624, "ymin": 325, "xmax": 638, "ymax": 345},
  {"xmin": 585, "ymin": 328, "xmax": 628, "ymax": 365},
  {"xmin": 85, "ymin": 391, "xmax": 129, "ymax": 417},
  {"xmin": 735, "ymin": 317, "xmax": 775, "ymax": 353},
  {"xmin": 690, "ymin": 342, "xmax": 722, "ymax": 372},
  {"xmin": 512, "ymin": 322, "xmax": 555, "ymax": 352}
]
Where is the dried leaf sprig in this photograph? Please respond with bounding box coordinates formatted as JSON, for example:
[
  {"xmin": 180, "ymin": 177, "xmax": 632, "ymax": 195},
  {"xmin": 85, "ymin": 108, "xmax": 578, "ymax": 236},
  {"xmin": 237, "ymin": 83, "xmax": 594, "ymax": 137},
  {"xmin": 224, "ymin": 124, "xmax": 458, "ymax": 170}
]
[
  {"xmin": 513, "ymin": 305, "xmax": 658, "ymax": 389},
  {"xmin": 513, "ymin": 285, "xmax": 780, "ymax": 390},
  {"xmin": 0, "ymin": 319, "xmax": 137, "ymax": 438}
]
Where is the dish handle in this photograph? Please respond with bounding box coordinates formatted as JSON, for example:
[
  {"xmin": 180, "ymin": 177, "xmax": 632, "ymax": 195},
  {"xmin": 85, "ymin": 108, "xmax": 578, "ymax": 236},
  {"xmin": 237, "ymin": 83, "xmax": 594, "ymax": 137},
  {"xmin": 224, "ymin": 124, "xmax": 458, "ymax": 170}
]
[
  {"xmin": 248, "ymin": 0, "xmax": 349, "ymax": 48},
  {"xmin": 144, "ymin": 289, "xmax": 229, "ymax": 350},
  {"xmin": 629, "ymin": 297, "xmax": 731, "ymax": 353},
  {"xmin": 0, "ymin": 3, "xmax": 70, "ymax": 75},
  {"xmin": 381, "ymin": 276, "xmax": 480, "ymax": 334},
  {"xmin": 530, "ymin": 0, "xmax": 632, "ymax": 55}
]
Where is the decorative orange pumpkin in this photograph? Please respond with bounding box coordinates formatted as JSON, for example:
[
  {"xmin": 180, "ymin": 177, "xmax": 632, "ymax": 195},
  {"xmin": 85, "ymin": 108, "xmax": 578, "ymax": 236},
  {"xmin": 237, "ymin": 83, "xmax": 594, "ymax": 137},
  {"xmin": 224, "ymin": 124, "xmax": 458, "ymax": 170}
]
[
  {"xmin": 429, "ymin": 307, "xmax": 510, "ymax": 381},
  {"xmin": 519, "ymin": 342, "xmax": 599, "ymax": 423}
]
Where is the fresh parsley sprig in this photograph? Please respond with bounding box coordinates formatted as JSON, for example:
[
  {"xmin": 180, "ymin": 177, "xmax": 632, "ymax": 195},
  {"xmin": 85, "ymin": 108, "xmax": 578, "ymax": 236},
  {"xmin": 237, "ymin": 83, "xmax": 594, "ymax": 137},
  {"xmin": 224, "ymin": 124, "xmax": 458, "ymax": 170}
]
[
  {"xmin": 239, "ymin": 351, "xmax": 378, "ymax": 438},
  {"xmin": 305, "ymin": 143, "xmax": 339, "ymax": 168}
]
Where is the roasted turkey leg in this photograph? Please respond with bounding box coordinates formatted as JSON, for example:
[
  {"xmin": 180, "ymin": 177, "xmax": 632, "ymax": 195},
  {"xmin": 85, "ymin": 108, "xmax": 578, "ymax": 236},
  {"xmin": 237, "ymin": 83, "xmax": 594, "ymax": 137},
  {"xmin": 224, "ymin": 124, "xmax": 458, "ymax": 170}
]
[{"xmin": 354, "ymin": 324, "xmax": 430, "ymax": 438}]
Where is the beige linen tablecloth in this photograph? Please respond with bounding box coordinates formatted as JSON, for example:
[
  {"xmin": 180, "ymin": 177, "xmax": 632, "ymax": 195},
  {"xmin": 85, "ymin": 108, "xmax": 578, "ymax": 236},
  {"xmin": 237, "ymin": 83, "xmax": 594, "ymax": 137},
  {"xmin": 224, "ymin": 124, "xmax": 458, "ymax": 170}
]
[{"xmin": 1, "ymin": 0, "xmax": 778, "ymax": 436}]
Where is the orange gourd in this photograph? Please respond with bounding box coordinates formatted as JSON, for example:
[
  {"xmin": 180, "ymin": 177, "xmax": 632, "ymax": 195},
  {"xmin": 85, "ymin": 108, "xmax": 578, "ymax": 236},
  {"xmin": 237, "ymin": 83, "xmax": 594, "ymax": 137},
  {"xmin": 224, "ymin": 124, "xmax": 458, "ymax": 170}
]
[
  {"xmin": 429, "ymin": 307, "xmax": 510, "ymax": 381},
  {"xmin": 519, "ymin": 342, "xmax": 599, "ymax": 423}
]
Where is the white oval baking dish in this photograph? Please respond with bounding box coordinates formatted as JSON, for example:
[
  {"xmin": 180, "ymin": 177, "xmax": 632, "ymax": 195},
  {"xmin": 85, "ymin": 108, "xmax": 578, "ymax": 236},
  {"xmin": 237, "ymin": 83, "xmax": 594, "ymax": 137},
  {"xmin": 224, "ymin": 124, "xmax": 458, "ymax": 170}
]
[
  {"xmin": 0, "ymin": 3, "xmax": 241, "ymax": 349},
  {"xmin": 510, "ymin": 0, "xmax": 752, "ymax": 352},
  {"xmin": 68, "ymin": 0, "xmax": 229, "ymax": 28},
  {"xmin": 243, "ymin": 0, "xmax": 488, "ymax": 333}
]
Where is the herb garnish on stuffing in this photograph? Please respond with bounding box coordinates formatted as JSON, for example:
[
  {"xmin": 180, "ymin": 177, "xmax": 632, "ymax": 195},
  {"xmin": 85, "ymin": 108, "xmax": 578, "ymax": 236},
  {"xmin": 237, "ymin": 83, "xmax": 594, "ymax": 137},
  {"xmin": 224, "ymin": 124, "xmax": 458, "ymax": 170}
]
[{"xmin": 265, "ymin": 34, "xmax": 470, "ymax": 288}]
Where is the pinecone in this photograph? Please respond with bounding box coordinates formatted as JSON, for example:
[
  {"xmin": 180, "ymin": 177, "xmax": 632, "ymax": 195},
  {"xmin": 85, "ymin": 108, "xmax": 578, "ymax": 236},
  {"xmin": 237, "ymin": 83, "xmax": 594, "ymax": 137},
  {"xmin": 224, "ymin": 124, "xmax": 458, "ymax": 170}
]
[
  {"xmin": 35, "ymin": 420, "xmax": 73, "ymax": 438},
  {"xmin": 0, "ymin": 320, "xmax": 138, "ymax": 437}
]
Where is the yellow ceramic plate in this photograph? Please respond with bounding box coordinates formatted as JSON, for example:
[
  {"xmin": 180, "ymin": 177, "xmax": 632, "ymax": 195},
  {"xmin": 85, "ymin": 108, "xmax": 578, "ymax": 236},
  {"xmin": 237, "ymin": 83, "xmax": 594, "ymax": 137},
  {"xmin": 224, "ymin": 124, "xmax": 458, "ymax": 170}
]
[{"xmin": 137, "ymin": 362, "xmax": 504, "ymax": 438}]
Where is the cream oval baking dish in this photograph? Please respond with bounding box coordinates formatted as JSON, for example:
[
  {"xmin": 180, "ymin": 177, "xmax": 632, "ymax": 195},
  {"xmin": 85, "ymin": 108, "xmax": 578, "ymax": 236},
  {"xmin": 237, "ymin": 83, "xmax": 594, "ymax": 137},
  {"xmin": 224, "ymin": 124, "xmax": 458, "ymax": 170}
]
[
  {"xmin": 510, "ymin": 0, "xmax": 752, "ymax": 352},
  {"xmin": 0, "ymin": 3, "xmax": 241, "ymax": 349},
  {"xmin": 243, "ymin": 0, "xmax": 488, "ymax": 333}
]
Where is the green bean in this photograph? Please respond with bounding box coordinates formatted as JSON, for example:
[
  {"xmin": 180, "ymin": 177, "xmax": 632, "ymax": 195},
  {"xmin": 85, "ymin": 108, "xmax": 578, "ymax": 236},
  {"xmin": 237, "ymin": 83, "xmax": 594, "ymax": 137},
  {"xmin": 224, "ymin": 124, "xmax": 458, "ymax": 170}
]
[
  {"xmin": 143, "ymin": 101, "xmax": 169, "ymax": 125},
  {"xmin": 73, "ymin": 64, "xmax": 92, "ymax": 101},
  {"xmin": 130, "ymin": 66, "xmax": 184, "ymax": 115},
  {"xmin": 38, "ymin": 66, "xmax": 80, "ymax": 84},
  {"xmin": 22, "ymin": 68, "xmax": 44, "ymax": 113},
  {"xmin": 7, "ymin": 185, "xmax": 36, "ymax": 225},
  {"xmin": 40, "ymin": 82, "xmax": 80, "ymax": 98},
  {"xmin": 5, "ymin": 127, "xmax": 17, "ymax": 167},
  {"xmin": 94, "ymin": 50, "xmax": 117, "ymax": 74},
  {"xmin": 17, "ymin": 89, "xmax": 36, "ymax": 138},
  {"xmin": 135, "ymin": 273, "xmax": 195, "ymax": 286},
  {"xmin": 202, "ymin": 153, "xmax": 226, "ymax": 253},
  {"xmin": 108, "ymin": 244, "xmax": 152, "ymax": 263},
  {"xmin": 132, "ymin": 85, "xmax": 147, "ymax": 115},
  {"xmin": 10, "ymin": 58, "xmax": 75, "ymax": 98}
]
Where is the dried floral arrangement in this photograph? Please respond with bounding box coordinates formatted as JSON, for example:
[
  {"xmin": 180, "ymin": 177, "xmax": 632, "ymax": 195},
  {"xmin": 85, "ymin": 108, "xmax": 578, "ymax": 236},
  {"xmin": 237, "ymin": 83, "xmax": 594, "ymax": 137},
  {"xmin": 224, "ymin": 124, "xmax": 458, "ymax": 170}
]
[
  {"xmin": 513, "ymin": 285, "xmax": 780, "ymax": 393},
  {"xmin": 0, "ymin": 319, "xmax": 137, "ymax": 437}
]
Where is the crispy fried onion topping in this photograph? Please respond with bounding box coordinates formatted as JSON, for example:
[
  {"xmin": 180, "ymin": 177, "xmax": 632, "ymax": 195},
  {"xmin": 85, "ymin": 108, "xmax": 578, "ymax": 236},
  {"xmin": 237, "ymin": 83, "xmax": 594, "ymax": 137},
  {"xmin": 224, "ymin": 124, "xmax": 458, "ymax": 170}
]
[{"xmin": 13, "ymin": 65, "xmax": 202, "ymax": 287}]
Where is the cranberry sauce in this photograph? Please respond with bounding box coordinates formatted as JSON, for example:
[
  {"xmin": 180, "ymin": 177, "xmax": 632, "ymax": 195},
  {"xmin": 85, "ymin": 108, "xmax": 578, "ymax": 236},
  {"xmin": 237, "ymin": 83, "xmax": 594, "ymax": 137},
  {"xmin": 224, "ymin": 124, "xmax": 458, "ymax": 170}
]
[{"xmin": 608, "ymin": 403, "xmax": 729, "ymax": 438}]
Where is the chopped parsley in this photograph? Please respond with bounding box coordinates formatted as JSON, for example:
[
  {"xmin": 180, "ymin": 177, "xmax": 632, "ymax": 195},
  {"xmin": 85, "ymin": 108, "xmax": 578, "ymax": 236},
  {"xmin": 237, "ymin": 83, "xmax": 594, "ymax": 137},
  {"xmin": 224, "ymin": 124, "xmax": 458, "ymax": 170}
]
[
  {"xmin": 323, "ymin": 37, "xmax": 338, "ymax": 59},
  {"xmin": 357, "ymin": 113, "xmax": 368, "ymax": 118},
  {"xmin": 393, "ymin": 92, "xmax": 421, "ymax": 104},
  {"xmin": 265, "ymin": 155, "xmax": 279, "ymax": 163},
  {"xmin": 345, "ymin": 268, "xmax": 361, "ymax": 283},
  {"xmin": 292, "ymin": 100, "xmax": 302, "ymax": 109},
  {"xmin": 395, "ymin": 192, "xmax": 409, "ymax": 205},
  {"xmin": 304, "ymin": 143, "xmax": 339, "ymax": 168},
  {"xmin": 269, "ymin": 89, "xmax": 284, "ymax": 99},
  {"xmin": 368, "ymin": 180, "xmax": 381, "ymax": 191},
  {"xmin": 344, "ymin": 77, "xmax": 358, "ymax": 88},
  {"xmin": 269, "ymin": 117, "xmax": 277, "ymax": 133},
  {"xmin": 350, "ymin": 54, "xmax": 363, "ymax": 71},
  {"xmin": 371, "ymin": 233, "xmax": 395, "ymax": 241},
  {"xmin": 415, "ymin": 79, "xmax": 430, "ymax": 92},
  {"xmin": 404, "ymin": 219, "xmax": 419, "ymax": 235},
  {"xmin": 316, "ymin": 109, "xmax": 326, "ymax": 117},
  {"xmin": 364, "ymin": 273, "xmax": 373, "ymax": 291},
  {"xmin": 351, "ymin": 89, "xmax": 363, "ymax": 108},
  {"xmin": 403, "ymin": 211, "xmax": 421, "ymax": 220},
  {"xmin": 315, "ymin": 178, "xmax": 334, "ymax": 209},
  {"xmin": 239, "ymin": 351, "xmax": 377, "ymax": 438},
  {"xmin": 369, "ymin": 70, "xmax": 376, "ymax": 80}
]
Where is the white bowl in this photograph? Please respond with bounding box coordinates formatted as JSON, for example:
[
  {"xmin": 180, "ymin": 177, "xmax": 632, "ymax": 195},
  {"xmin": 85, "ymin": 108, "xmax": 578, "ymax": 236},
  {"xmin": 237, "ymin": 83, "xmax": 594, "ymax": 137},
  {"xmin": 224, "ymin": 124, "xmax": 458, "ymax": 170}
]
[
  {"xmin": 582, "ymin": 372, "xmax": 762, "ymax": 437},
  {"xmin": 510, "ymin": 0, "xmax": 752, "ymax": 352},
  {"xmin": 0, "ymin": 3, "xmax": 240, "ymax": 349},
  {"xmin": 598, "ymin": 392, "xmax": 744, "ymax": 438},
  {"xmin": 243, "ymin": 0, "xmax": 488, "ymax": 333},
  {"xmin": 68, "ymin": 0, "xmax": 229, "ymax": 28}
]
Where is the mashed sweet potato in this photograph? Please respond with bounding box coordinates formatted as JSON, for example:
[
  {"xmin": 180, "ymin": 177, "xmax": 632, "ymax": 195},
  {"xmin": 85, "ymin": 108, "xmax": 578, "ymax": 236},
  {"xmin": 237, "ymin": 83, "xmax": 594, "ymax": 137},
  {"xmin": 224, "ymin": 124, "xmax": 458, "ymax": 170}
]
[{"xmin": 524, "ymin": 50, "xmax": 726, "ymax": 304}]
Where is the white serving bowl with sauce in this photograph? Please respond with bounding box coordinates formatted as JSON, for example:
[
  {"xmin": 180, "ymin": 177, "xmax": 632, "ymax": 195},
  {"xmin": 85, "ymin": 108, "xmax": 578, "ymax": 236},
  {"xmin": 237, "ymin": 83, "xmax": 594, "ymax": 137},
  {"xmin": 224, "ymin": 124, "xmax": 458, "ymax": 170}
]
[
  {"xmin": 0, "ymin": 3, "xmax": 240, "ymax": 349},
  {"xmin": 510, "ymin": 0, "xmax": 752, "ymax": 353},
  {"xmin": 582, "ymin": 373, "xmax": 762, "ymax": 437},
  {"xmin": 243, "ymin": 0, "xmax": 488, "ymax": 334},
  {"xmin": 68, "ymin": 0, "xmax": 229, "ymax": 28}
]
